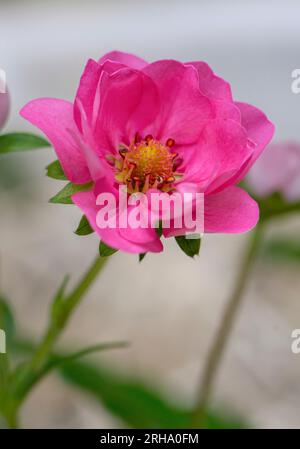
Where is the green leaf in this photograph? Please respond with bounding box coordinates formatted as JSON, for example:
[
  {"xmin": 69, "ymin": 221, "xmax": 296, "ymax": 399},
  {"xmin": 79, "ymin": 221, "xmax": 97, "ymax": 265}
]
[
  {"xmin": 260, "ymin": 238, "xmax": 300, "ymax": 264},
  {"xmin": 99, "ymin": 241, "xmax": 118, "ymax": 257},
  {"xmin": 45, "ymin": 341, "xmax": 128, "ymax": 373},
  {"xmin": 175, "ymin": 235, "xmax": 201, "ymax": 258},
  {"xmin": 49, "ymin": 182, "xmax": 93, "ymax": 205},
  {"xmin": 75, "ymin": 215, "xmax": 94, "ymax": 236},
  {"xmin": 46, "ymin": 160, "xmax": 67, "ymax": 180},
  {"xmin": 156, "ymin": 220, "xmax": 163, "ymax": 237},
  {"xmin": 0, "ymin": 133, "xmax": 50, "ymax": 154},
  {"xmin": 10, "ymin": 337, "xmax": 248, "ymax": 429},
  {"xmin": 60, "ymin": 360, "xmax": 190, "ymax": 428},
  {"xmin": 139, "ymin": 253, "xmax": 146, "ymax": 262},
  {"xmin": 59, "ymin": 359, "xmax": 247, "ymax": 429},
  {"xmin": 51, "ymin": 275, "xmax": 69, "ymax": 325}
]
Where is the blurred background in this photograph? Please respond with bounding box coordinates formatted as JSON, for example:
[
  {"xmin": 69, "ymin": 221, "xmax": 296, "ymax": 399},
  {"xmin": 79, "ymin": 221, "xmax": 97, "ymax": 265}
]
[{"xmin": 1, "ymin": 0, "xmax": 300, "ymax": 428}]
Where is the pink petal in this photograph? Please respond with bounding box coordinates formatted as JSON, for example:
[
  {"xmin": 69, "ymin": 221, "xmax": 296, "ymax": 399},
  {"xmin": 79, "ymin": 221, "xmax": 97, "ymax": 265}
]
[
  {"xmin": 204, "ymin": 186, "xmax": 259, "ymax": 233},
  {"xmin": 20, "ymin": 98, "xmax": 91, "ymax": 184},
  {"xmin": 233, "ymin": 102, "xmax": 275, "ymax": 183},
  {"xmin": 98, "ymin": 51, "xmax": 148, "ymax": 70},
  {"xmin": 186, "ymin": 61, "xmax": 233, "ymax": 102},
  {"xmin": 73, "ymin": 59, "xmax": 103, "ymax": 131},
  {"xmin": 72, "ymin": 189, "xmax": 162, "ymax": 254},
  {"xmin": 74, "ymin": 59, "xmax": 127, "ymax": 132},
  {"xmin": 118, "ymin": 204, "xmax": 163, "ymax": 249},
  {"xmin": 143, "ymin": 60, "xmax": 213, "ymax": 144},
  {"xmin": 183, "ymin": 119, "xmax": 249, "ymax": 189},
  {"xmin": 162, "ymin": 182, "xmax": 204, "ymax": 237},
  {"xmin": 95, "ymin": 68, "xmax": 159, "ymax": 152}
]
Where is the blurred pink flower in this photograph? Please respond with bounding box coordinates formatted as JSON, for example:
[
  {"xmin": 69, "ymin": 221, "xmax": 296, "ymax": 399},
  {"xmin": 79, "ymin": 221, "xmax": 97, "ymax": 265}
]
[
  {"xmin": 247, "ymin": 141, "xmax": 300, "ymax": 202},
  {"xmin": 20, "ymin": 51, "xmax": 274, "ymax": 253},
  {"xmin": 0, "ymin": 90, "xmax": 9, "ymax": 131}
]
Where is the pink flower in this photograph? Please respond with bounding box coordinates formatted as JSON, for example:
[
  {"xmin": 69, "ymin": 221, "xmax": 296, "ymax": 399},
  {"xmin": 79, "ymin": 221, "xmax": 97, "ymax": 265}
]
[
  {"xmin": 20, "ymin": 51, "xmax": 274, "ymax": 254},
  {"xmin": 0, "ymin": 90, "xmax": 9, "ymax": 131},
  {"xmin": 247, "ymin": 141, "xmax": 300, "ymax": 202}
]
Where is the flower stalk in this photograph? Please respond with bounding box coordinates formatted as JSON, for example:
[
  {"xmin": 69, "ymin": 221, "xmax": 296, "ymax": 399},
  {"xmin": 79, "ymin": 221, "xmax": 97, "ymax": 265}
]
[
  {"xmin": 3, "ymin": 254, "xmax": 108, "ymax": 427},
  {"xmin": 190, "ymin": 224, "xmax": 264, "ymax": 427}
]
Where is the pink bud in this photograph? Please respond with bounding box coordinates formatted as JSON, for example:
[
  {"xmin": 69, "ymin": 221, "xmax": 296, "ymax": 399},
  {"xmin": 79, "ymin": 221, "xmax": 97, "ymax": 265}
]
[{"xmin": 247, "ymin": 141, "xmax": 300, "ymax": 202}]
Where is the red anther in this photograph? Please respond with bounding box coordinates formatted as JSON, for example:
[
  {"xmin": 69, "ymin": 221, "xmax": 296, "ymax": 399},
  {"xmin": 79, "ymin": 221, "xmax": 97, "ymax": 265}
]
[
  {"xmin": 156, "ymin": 176, "xmax": 164, "ymax": 184},
  {"xmin": 166, "ymin": 138, "xmax": 175, "ymax": 147},
  {"xmin": 134, "ymin": 132, "xmax": 142, "ymax": 143},
  {"xmin": 145, "ymin": 134, "xmax": 153, "ymax": 143}
]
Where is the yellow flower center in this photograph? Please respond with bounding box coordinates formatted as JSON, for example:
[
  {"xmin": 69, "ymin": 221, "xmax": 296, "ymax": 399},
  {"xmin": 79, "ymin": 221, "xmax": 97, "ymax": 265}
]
[{"xmin": 113, "ymin": 135, "xmax": 181, "ymax": 193}]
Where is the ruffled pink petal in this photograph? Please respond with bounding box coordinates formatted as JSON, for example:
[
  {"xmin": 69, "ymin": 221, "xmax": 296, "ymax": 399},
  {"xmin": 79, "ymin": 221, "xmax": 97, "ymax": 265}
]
[
  {"xmin": 143, "ymin": 60, "xmax": 213, "ymax": 144},
  {"xmin": 204, "ymin": 186, "xmax": 259, "ymax": 233},
  {"xmin": 162, "ymin": 182, "xmax": 204, "ymax": 237},
  {"xmin": 182, "ymin": 119, "xmax": 249, "ymax": 189},
  {"xmin": 212, "ymin": 100, "xmax": 241, "ymax": 121},
  {"xmin": 74, "ymin": 59, "xmax": 103, "ymax": 131},
  {"xmin": 95, "ymin": 68, "xmax": 159, "ymax": 153},
  {"xmin": 233, "ymin": 102, "xmax": 275, "ymax": 183},
  {"xmin": 20, "ymin": 98, "xmax": 91, "ymax": 184},
  {"xmin": 98, "ymin": 51, "xmax": 148, "ymax": 70},
  {"xmin": 72, "ymin": 189, "xmax": 162, "ymax": 254},
  {"xmin": 74, "ymin": 59, "xmax": 128, "ymax": 132},
  {"xmin": 118, "ymin": 203, "xmax": 163, "ymax": 250},
  {"xmin": 186, "ymin": 61, "xmax": 233, "ymax": 102}
]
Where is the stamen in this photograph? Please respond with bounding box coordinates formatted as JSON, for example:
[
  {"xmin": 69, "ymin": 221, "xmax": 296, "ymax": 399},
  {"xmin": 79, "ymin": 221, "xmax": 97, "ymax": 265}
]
[
  {"xmin": 142, "ymin": 174, "xmax": 151, "ymax": 192},
  {"xmin": 173, "ymin": 157, "xmax": 183, "ymax": 170},
  {"xmin": 134, "ymin": 132, "xmax": 141, "ymax": 144},
  {"xmin": 126, "ymin": 163, "xmax": 135, "ymax": 179},
  {"xmin": 145, "ymin": 134, "xmax": 153, "ymax": 144},
  {"xmin": 166, "ymin": 138, "xmax": 175, "ymax": 148},
  {"xmin": 166, "ymin": 176, "xmax": 175, "ymax": 183},
  {"xmin": 114, "ymin": 135, "xmax": 182, "ymax": 193}
]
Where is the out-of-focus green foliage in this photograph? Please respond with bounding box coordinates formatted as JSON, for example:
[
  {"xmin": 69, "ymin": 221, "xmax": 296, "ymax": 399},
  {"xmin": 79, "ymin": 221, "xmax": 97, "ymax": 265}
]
[
  {"xmin": 0, "ymin": 293, "xmax": 247, "ymax": 429},
  {"xmin": 0, "ymin": 133, "xmax": 50, "ymax": 154},
  {"xmin": 259, "ymin": 193, "xmax": 300, "ymax": 221},
  {"xmin": 260, "ymin": 238, "xmax": 300, "ymax": 264},
  {"xmin": 60, "ymin": 359, "xmax": 247, "ymax": 429}
]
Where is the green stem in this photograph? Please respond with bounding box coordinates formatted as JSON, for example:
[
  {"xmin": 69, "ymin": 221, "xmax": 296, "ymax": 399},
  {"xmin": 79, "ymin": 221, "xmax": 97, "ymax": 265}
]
[
  {"xmin": 7, "ymin": 254, "xmax": 108, "ymax": 427},
  {"xmin": 30, "ymin": 255, "xmax": 107, "ymax": 372},
  {"xmin": 190, "ymin": 224, "xmax": 263, "ymax": 428}
]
